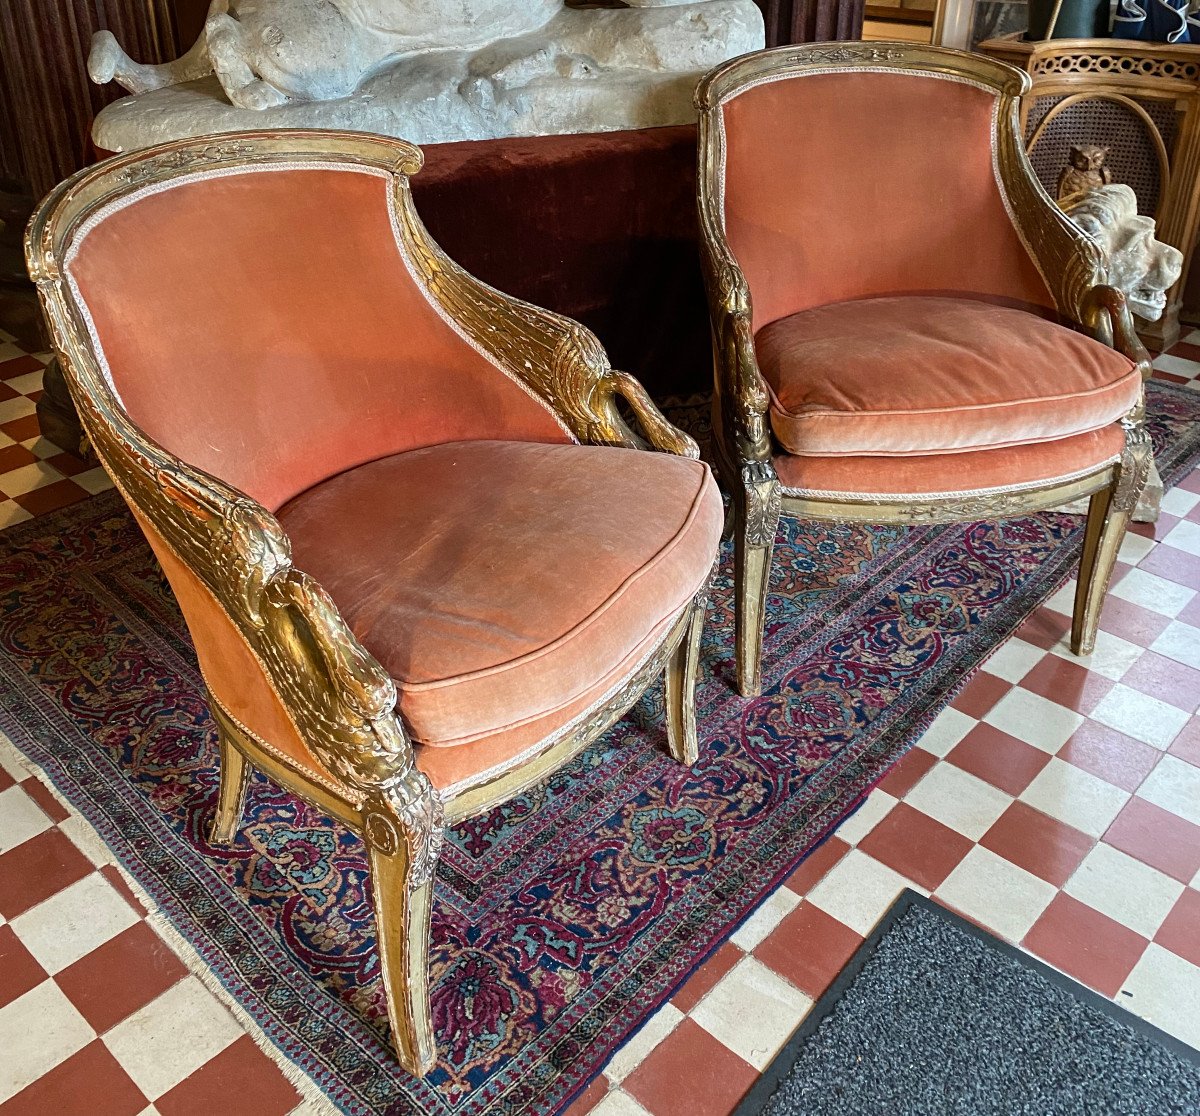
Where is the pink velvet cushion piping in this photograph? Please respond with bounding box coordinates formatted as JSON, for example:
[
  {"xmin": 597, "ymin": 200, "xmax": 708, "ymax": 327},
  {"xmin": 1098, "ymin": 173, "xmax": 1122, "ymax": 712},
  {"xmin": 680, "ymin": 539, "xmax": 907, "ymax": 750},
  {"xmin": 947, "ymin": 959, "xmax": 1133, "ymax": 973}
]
[
  {"xmin": 277, "ymin": 440, "xmax": 722, "ymax": 750},
  {"xmin": 755, "ymin": 296, "xmax": 1140, "ymax": 458}
]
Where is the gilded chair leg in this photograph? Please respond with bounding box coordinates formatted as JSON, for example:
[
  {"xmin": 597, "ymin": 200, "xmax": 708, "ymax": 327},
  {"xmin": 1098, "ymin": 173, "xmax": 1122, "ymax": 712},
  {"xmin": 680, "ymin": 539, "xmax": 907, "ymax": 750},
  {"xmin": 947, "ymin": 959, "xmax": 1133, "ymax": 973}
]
[
  {"xmin": 664, "ymin": 602, "xmax": 706, "ymax": 765},
  {"xmin": 364, "ymin": 787, "xmax": 444, "ymax": 1077},
  {"xmin": 210, "ymin": 724, "xmax": 249, "ymax": 845},
  {"xmin": 1072, "ymin": 424, "xmax": 1152, "ymax": 656},
  {"xmin": 734, "ymin": 473, "xmax": 780, "ymax": 699}
]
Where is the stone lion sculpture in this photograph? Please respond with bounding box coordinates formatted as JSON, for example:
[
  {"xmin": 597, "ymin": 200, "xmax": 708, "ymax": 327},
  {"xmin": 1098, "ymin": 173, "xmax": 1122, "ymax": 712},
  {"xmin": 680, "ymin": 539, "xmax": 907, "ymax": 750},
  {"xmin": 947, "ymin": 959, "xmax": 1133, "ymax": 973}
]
[
  {"xmin": 1061, "ymin": 183, "xmax": 1183, "ymax": 322},
  {"xmin": 87, "ymin": 0, "xmax": 764, "ymax": 150}
]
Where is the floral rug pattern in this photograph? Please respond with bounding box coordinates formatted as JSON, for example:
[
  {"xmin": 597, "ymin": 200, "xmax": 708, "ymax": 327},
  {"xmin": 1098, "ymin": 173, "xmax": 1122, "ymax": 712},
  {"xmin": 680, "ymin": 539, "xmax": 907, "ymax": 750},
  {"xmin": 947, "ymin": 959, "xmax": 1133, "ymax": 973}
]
[{"xmin": 1, "ymin": 383, "xmax": 1197, "ymax": 1115}]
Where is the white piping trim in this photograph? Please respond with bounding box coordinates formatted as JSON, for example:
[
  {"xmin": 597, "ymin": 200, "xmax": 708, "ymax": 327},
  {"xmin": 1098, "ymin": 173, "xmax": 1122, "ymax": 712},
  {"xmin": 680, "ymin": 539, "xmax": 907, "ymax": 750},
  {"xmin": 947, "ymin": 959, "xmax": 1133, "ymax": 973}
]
[{"xmin": 779, "ymin": 454, "xmax": 1120, "ymax": 502}]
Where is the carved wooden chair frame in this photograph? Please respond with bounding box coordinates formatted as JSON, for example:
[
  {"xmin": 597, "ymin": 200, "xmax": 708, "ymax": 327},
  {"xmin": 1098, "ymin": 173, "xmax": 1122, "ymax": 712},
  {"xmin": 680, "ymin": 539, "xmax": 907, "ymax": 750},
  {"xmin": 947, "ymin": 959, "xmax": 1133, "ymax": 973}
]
[
  {"xmin": 695, "ymin": 43, "xmax": 1154, "ymax": 697},
  {"xmin": 26, "ymin": 130, "xmax": 710, "ymax": 1075}
]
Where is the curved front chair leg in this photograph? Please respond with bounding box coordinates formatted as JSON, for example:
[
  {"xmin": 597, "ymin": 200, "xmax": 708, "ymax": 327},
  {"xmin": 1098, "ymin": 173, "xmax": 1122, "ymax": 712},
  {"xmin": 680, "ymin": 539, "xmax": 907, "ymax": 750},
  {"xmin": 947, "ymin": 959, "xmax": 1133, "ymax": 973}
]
[
  {"xmin": 734, "ymin": 469, "xmax": 781, "ymax": 698},
  {"xmin": 210, "ymin": 721, "xmax": 249, "ymax": 845},
  {"xmin": 665, "ymin": 601, "xmax": 706, "ymax": 766},
  {"xmin": 363, "ymin": 789, "xmax": 444, "ymax": 1077},
  {"xmin": 1072, "ymin": 423, "xmax": 1152, "ymax": 655}
]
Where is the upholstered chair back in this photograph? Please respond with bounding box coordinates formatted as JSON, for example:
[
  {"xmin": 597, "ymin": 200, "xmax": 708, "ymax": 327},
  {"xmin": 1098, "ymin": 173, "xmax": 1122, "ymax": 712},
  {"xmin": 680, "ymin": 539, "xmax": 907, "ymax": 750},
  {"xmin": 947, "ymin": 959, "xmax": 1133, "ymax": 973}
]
[
  {"xmin": 63, "ymin": 160, "xmax": 572, "ymax": 512},
  {"xmin": 716, "ymin": 66, "xmax": 1055, "ymax": 331}
]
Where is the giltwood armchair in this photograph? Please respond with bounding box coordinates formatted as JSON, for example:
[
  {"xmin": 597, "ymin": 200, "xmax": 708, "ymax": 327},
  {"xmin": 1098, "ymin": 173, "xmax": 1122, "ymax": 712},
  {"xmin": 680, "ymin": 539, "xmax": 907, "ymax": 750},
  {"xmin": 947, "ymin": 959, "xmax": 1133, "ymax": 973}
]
[
  {"xmin": 696, "ymin": 44, "xmax": 1153, "ymax": 697},
  {"xmin": 26, "ymin": 131, "xmax": 722, "ymax": 1074}
]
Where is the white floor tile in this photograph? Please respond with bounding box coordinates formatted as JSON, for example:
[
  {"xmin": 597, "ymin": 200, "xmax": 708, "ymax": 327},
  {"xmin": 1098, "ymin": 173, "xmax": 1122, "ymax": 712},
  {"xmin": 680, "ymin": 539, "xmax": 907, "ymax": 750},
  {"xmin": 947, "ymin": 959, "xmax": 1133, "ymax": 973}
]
[
  {"xmin": 1064, "ymin": 844, "xmax": 1183, "ymax": 938},
  {"xmin": 983, "ymin": 689, "xmax": 1084, "ymax": 753},
  {"xmin": 1136, "ymin": 755, "xmax": 1200, "ymax": 826},
  {"xmin": 1044, "ymin": 580, "xmax": 1077, "ymax": 616},
  {"xmin": 982, "ymin": 638, "xmax": 1045, "ymax": 684},
  {"xmin": 730, "ymin": 885, "xmax": 801, "ymax": 952},
  {"xmin": 1153, "ymin": 352, "xmax": 1200, "ymax": 377},
  {"xmin": 1150, "ymin": 621, "xmax": 1200, "ymax": 671},
  {"xmin": 1090, "ymin": 684, "xmax": 1191, "ymax": 750},
  {"xmin": 934, "ymin": 847, "xmax": 1056, "ymax": 941},
  {"xmin": 1120, "ymin": 944, "xmax": 1200, "ymax": 1049},
  {"xmin": 1111, "ymin": 568, "xmax": 1196, "ymax": 619},
  {"xmin": 3, "ymin": 371, "xmax": 42, "ymax": 396},
  {"xmin": 592, "ymin": 1091, "xmax": 655, "ymax": 1116},
  {"xmin": 831, "ymin": 789, "xmax": 897, "ymax": 846},
  {"xmin": 74, "ymin": 467, "xmax": 113, "ymax": 495},
  {"xmin": 1120, "ymin": 531, "xmax": 1157, "ymax": 565},
  {"xmin": 0, "ymin": 980, "xmax": 94, "ymax": 1103},
  {"xmin": 1160, "ymin": 487, "xmax": 1200, "ymax": 518},
  {"xmin": 57, "ymin": 813, "xmax": 119, "ymax": 868},
  {"xmin": 0, "ymin": 783, "xmax": 52, "ymax": 853},
  {"xmin": 0, "ymin": 396, "xmax": 36, "ymax": 425},
  {"xmin": 807, "ymin": 848, "xmax": 919, "ymax": 936},
  {"xmin": 1019, "ymin": 759, "xmax": 1130, "ymax": 837},
  {"xmin": 10, "ymin": 872, "xmax": 140, "ymax": 974},
  {"xmin": 690, "ymin": 955, "xmax": 812, "ymax": 1071},
  {"xmin": 602, "ymin": 1001, "xmax": 683, "ymax": 1083},
  {"xmin": 102, "ymin": 977, "xmax": 243, "ymax": 1099},
  {"xmin": 0, "ymin": 502, "xmax": 32, "ymax": 529},
  {"xmin": 903, "ymin": 764, "xmax": 1012, "ymax": 840},
  {"xmin": 23, "ymin": 437, "xmax": 62, "ymax": 460},
  {"xmin": 0, "ymin": 460, "xmax": 63, "ymax": 498},
  {"xmin": 1163, "ymin": 520, "xmax": 1200, "ymax": 558},
  {"xmin": 1051, "ymin": 628, "xmax": 1143, "ymax": 681},
  {"xmin": 915, "ymin": 706, "xmax": 976, "ymax": 757}
]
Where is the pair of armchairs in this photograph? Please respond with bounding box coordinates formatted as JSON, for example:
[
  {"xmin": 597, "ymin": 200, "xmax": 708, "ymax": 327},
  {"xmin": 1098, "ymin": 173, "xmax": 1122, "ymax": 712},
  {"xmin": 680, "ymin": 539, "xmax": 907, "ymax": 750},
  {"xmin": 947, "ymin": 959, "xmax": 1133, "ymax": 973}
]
[{"xmin": 27, "ymin": 43, "xmax": 1148, "ymax": 1076}]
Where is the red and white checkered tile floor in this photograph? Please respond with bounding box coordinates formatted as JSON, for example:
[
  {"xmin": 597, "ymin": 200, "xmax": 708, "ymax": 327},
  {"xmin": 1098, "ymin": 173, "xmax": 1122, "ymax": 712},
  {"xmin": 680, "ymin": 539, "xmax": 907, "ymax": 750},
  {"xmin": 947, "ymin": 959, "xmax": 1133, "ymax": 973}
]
[{"xmin": 1, "ymin": 326, "xmax": 1199, "ymax": 1116}]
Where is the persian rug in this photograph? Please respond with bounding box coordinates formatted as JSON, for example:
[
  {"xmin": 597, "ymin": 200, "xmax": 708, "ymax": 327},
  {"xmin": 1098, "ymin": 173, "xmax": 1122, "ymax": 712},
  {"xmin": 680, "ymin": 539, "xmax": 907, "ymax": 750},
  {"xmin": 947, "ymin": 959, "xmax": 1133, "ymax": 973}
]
[
  {"xmin": 1, "ymin": 382, "xmax": 1198, "ymax": 1116},
  {"xmin": 734, "ymin": 892, "xmax": 1200, "ymax": 1116}
]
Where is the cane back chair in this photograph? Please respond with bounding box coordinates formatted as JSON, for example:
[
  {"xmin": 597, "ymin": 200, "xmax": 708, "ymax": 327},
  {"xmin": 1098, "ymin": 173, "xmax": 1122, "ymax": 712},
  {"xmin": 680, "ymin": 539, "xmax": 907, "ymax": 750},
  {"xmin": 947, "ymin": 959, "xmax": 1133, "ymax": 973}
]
[
  {"xmin": 697, "ymin": 43, "xmax": 1153, "ymax": 696},
  {"xmin": 26, "ymin": 131, "xmax": 723, "ymax": 1074}
]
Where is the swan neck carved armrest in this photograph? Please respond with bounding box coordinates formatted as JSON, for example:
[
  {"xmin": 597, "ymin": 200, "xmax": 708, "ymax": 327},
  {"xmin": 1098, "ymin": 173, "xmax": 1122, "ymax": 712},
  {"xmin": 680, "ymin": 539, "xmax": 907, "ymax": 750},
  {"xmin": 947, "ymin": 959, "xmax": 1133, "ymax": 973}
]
[
  {"xmin": 395, "ymin": 188, "xmax": 697, "ymax": 458},
  {"xmin": 36, "ymin": 282, "xmax": 427, "ymax": 821}
]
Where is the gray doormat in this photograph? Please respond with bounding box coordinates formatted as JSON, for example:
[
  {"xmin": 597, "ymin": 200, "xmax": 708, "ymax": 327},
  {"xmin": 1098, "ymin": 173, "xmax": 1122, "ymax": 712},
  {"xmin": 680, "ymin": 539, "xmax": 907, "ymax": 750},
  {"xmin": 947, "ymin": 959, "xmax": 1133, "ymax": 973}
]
[{"xmin": 737, "ymin": 892, "xmax": 1200, "ymax": 1116}]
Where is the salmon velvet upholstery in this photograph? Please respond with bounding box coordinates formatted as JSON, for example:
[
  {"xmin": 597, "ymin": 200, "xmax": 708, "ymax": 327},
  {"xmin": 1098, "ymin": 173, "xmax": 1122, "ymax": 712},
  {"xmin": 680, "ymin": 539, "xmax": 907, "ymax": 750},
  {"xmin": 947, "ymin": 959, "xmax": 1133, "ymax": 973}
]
[
  {"xmin": 719, "ymin": 72, "xmax": 1052, "ymax": 331},
  {"xmin": 64, "ymin": 166, "xmax": 572, "ymax": 513},
  {"xmin": 278, "ymin": 440, "xmax": 722, "ymax": 774},
  {"xmin": 756, "ymin": 296, "xmax": 1141, "ymax": 457}
]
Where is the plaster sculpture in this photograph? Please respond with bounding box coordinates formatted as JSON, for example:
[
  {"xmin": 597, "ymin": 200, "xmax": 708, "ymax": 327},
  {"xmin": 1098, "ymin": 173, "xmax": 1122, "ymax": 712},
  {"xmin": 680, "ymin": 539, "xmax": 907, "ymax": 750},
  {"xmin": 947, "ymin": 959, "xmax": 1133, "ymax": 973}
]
[
  {"xmin": 1059, "ymin": 183, "xmax": 1182, "ymax": 521},
  {"xmin": 87, "ymin": 0, "xmax": 765, "ymax": 151}
]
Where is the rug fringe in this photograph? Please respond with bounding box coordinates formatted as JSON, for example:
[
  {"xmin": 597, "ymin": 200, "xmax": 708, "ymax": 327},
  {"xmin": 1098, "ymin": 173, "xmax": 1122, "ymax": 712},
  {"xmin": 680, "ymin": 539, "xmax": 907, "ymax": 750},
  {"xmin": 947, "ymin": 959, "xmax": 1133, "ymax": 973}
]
[{"xmin": 2, "ymin": 738, "xmax": 342, "ymax": 1116}]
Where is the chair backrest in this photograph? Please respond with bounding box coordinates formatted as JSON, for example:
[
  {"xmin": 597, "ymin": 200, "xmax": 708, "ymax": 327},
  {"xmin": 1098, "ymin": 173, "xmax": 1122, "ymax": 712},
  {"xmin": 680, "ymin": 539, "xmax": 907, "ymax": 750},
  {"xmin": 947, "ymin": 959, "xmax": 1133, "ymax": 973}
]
[
  {"xmin": 56, "ymin": 136, "xmax": 572, "ymax": 512},
  {"xmin": 697, "ymin": 44, "xmax": 1055, "ymax": 332}
]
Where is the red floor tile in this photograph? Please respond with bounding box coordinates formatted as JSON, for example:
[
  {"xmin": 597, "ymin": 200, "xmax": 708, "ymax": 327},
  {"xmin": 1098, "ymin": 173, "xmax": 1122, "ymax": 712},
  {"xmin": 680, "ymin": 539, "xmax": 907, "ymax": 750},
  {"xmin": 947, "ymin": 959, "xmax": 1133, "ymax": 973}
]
[
  {"xmin": 1168, "ymin": 340, "xmax": 1200, "ymax": 361},
  {"xmin": 0, "ymin": 414, "xmax": 39, "ymax": 442},
  {"xmin": 45, "ymin": 452, "xmax": 89, "ymax": 478},
  {"xmin": 1096, "ymin": 595, "xmax": 1172, "ymax": 648},
  {"xmin": 0, "ymin": 828, "xmax": 94, "ymax": 919},
  {"xmin": 980, "ymin": 801, "xmax": 1094, "ymax": 887},
  {"xmin": 785, "ymin": 835, "xmax": 851, "ymax": 895},
  {"xmin": 672, "ymin": 940, "xmax": 745, "ymax": 1013},
  {"xmin": 624, "ymin": 1018, "xmax": 757, "ymax": 1116},
  {"xmin": 562, "ymin": 1075, "xmax": 609, "ymax": 1116},
  {"xmin": 1015, "ymin": 606, "xmax": 1071, "ymax": 651},
  {"xmin": 18, "ymin": 775, "xmax": 69, "ymax": 824},
  {"xmin": 857, "ymin": 803, "xmax": 974, "ymax": 891},
  {"xmin": 0, "ymin": 764, "xmax": 13, "ymax": 792},
  {"xmin": 1103, "ymin": 796, "xmax": 1200, "ymax": 884},
  {"xmin": 1022, "ymin": 893, "xmax": 1148, "ymax": 998},
  {"xmin": 874, "ymin": 746, "xmax": 938, "ymax": 799},
  {"xmin": 1121, "ymin": 651, "xmax": 1200, "ymax": 713},
  {"xmin": 1169, "ymin": 718, "xmax": 1200, "ymax": 766},
  {"xmin": 1017, "ymin": 655, "xmax": 1114, "ymax": 716},
  {"xmin": 155, "ymin": 1035, "xmax": 300, "ymax": 1116},
  {"xmin": 1057, "ymin": 721, "xmax": 1159, "ymax": 794},
  {"xmin": 950, "ymin": 671, "xmax": 1010, "ymax": 718},
  {"xmin": 944, "ymin": 723, "xmax": 1052, "ymax": 797},
  {"xmin": 0, "ymin": 444, "xmax": 37, "ymax": 473},
  {"xmin": 0, "ymin": 925, "xmax": 47, "ymax": 1010},
  {"xmin": 1138, "ymin": 545, "xmax": 1200, "ymax": 592},
  {"xmin": 1153, "ymin": 888, "xmax": 1200, "ymax": 967},
  {"xmin": 0, "ymin": 1040, "xmax": 147, "ymax": 1116},
  {"xmin": 1130, "ymin": 514, "xmax": 1181, "ymax": 543},
  {"xmin": 13, "ymin": 479, "xmax": 88, "ymax": 517},
  {"xmin": 54, "ymin": 922, "xmax": 187, "ymax": 1034},
  {"xmin": 755, "ymin": 902, "xmax": 863, "ymax": 999},
  {"xmin": 0, "ymin": 355, "xmax": 44, "ymax": 380}
]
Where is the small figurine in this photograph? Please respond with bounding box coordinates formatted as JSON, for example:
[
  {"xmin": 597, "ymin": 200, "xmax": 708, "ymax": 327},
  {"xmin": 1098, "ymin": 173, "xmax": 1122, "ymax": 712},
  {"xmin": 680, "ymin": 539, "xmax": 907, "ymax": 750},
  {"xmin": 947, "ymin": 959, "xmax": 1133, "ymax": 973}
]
[{"xmin": 1057, "ymin": 144, "xmax": 1113, "ymax": 202}]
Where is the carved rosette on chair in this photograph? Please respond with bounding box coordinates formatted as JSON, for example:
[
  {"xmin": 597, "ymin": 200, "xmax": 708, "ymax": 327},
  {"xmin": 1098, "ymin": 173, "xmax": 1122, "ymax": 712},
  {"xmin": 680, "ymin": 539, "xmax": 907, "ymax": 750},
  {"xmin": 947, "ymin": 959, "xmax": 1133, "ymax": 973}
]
[
  {"xmin": 696, "ymin": 43, "xmax": 1153, "ymax": 697},
  {"xmin": 26, "ymin": 132, "xmax": 722, "ymax": 1074}
]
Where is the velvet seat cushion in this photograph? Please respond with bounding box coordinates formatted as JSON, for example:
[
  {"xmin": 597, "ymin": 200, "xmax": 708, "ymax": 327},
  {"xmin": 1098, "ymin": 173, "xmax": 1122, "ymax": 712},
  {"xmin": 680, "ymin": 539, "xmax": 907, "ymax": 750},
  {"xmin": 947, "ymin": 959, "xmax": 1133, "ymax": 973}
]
[
  {"xmin": 755, "ymin": 296, "xmax": 1141, "ymax": 458},
  {"xmin": 278, "ymin": 440, "xmax": 722, "ymax": 766}
]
